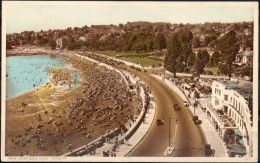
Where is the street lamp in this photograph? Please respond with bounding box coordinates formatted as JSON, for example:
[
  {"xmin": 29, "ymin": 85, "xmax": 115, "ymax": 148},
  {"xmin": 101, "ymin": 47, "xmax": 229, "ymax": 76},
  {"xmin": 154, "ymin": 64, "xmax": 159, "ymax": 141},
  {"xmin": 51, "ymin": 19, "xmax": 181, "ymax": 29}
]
[
  {"xmin": 193, "ymin": 101, "xmax": 195, "ymax": 114},
  {"xmin": 168, "ymin": 117, "xmax": 171, "ymax": 147}
]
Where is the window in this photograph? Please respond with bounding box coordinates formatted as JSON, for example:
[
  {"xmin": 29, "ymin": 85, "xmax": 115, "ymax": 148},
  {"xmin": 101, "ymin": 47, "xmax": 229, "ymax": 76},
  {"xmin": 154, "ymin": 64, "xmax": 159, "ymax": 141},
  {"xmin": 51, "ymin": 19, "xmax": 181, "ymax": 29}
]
[
  {"xmin": 215, "ymin": 99, "xmax": 219, "ymax": 105},
  {"xmin": 219, "ymin": 90, "xmax": 221, "ymax": 95},
  {"xmin": 224, "ymin": 95, "xmax": 228, "ymax": 101}
]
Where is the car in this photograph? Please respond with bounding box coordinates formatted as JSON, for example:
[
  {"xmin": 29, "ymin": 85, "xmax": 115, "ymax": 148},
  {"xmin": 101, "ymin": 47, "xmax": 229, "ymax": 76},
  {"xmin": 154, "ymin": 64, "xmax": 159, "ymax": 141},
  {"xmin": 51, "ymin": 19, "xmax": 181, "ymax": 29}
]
[
  {"xmin": 192, "ymin": 115, "xmax": 202, "ymax": 124},
  {"xmin": 205, "ymin": 144, "xmax": 214, "ymax": 156},
  {"xmin": 183, "ymin": 101, "xmax": 189, "ymax": 107},
  {"xmin": 173, "ymin": 104, "xmax": 181, "ymax": 111},
  {"xmin": 164, "ymin": 144, "xmax": 175, "ymax": 156},
  {"xmin": 156, "ymin": 119, "xmax": 165, "ymax": 125}
]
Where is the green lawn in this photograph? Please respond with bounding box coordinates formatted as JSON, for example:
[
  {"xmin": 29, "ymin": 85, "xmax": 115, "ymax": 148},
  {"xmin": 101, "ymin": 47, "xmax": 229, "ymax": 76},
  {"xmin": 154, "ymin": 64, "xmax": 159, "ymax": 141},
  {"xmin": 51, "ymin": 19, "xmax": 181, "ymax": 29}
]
[
  {"xmin": 204, "ymin": 67, "xmax": 218, "ymax": 75},
  {"xmin": 122, "ymin": 56, "xmax": 163, "ymax": 67},
  {"xmin": 96, "ymin": 51, "xmax": 146, "ymax": 57},
  {"xmin": 96, "ymin": 51, "xmax": 163, "ymax": 67}
]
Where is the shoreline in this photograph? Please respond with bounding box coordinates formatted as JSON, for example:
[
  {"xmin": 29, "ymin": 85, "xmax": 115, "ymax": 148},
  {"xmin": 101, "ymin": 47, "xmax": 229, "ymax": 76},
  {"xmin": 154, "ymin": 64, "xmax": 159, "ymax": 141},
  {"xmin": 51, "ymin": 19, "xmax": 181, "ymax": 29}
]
[
  {"xmin": 6, "ymin": 47, "xmax": 61, "ymax": 57},
  {"xmin": 6, "ymin": 53, "xmax": 79, "ymax": 101}
]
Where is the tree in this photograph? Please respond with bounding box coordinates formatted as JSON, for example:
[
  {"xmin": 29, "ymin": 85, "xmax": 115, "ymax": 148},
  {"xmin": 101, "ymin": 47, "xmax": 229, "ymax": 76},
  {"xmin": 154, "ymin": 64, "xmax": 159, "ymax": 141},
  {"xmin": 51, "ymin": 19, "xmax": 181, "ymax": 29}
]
[
  {"xmin": 165, "ymin": 33, "xmax": 182, "ymax": 77},
  {"xmin": 215, "ymin": 30, "xmax": 240, "ymax": 80},
  {"xmin": 131, "ymin": 41, "xmax": 146, "ymax": 52},
  {"xmin": 195, "ymin": 50, "xmax": 210, "ymax": 75},
  {"xmin": 218, "ymin": 62, "xmax": 229, "ymax": 75},
  {"xmin": 146, "ymin": 39, "xmax": 154, "ymax": 51},
  {"xmin": 48, "ymin": 39, "xmax": 56, "ymax": 50},
  {"xmin": 187, "ymin": 52, "xmax": 196, "ymax": 66},
  {"xmin": 240, "ymin": 66, "xmax": 253, "ymax": 81},
  {"xmin": 209, "ymin": 51, "xmax": 220, "ymax": 67},
  {"xmin": 193, "ymin": 36, "xmax": 201, "ymax": 48},
  {"xmin": 194, "ymin": 90, "xmax": 200, "ymax": 99},
  {"xmin": 153, "ymin": 32, "xmax": 166, "ymax": 50},
  {"xmin": 178, "ymin": 28, "xmax": 193, "ymax": 66}
]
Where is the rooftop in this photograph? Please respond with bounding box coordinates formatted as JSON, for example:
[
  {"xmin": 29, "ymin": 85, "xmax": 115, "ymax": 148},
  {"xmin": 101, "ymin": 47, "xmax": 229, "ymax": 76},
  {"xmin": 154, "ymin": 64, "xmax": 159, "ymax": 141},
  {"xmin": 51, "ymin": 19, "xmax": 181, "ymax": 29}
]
[
  {"xmin": 219, "ymin": 81, "xmax": 253, "ymax": 112},
  {"xmin": 243, "ymin": 51, "xmax": 253, "ymax": 57}
]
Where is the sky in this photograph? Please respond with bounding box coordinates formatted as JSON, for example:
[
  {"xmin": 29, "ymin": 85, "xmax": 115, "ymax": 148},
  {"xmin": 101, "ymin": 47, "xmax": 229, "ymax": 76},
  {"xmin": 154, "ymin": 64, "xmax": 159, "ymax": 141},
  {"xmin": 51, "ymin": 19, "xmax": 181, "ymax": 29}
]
[{"xmin": 3, "ymin": 1, "xmax": 256, "ymax": 34}]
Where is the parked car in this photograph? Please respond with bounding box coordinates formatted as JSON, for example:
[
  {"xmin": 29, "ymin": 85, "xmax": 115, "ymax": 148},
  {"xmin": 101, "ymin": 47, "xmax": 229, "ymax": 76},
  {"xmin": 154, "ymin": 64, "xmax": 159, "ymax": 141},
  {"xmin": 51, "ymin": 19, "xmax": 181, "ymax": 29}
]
[
  {"xmin": 192, "ymin": 115, "xmax": 202, "ymax": 124},
  {"xmin": 156, "ymin": 119, "xmax": 165, "ymax": 125},
  {"xmin": 205, "ymin": 144, "xmax": 215, "ymax": 156},
  {"xmin": 173, "ymin": 104, "xmax": 181, "ymax": 111}
]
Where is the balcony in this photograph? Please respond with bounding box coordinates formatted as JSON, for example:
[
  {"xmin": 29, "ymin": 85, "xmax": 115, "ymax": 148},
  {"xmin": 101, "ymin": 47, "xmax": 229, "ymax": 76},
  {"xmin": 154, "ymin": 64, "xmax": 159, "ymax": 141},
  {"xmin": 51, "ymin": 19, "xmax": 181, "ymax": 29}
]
[{"xmin": 206, "ymin": 104, "xmax": 236, "ymax": 128}]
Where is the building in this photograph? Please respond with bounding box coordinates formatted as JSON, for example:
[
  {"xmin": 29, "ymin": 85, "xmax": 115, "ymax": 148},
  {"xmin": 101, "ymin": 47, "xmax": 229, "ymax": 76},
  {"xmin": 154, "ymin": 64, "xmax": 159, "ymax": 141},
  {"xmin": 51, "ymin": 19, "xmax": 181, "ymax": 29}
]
[
  {"xmin": 206, "ymin": 81, "xmax": 252, "ymax": 157},
  {"xmin": 242, "ymin": 51, "xmax": 253, "ymax": 66},
  {"xmin": 79, "ymin": 36, "xmax": 87, "ymax": 42},
  {"xmin": 56, "ymin": 37, "xmax": 68, "ymax": 49}
]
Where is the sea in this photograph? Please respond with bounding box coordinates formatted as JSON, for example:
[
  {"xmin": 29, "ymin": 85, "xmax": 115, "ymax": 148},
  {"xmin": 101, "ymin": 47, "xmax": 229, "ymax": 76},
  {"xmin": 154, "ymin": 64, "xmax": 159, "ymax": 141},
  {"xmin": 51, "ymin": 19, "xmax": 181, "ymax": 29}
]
[{"xmin": 6, "ymin": 55, "xmax": 80, "ymax": 99}]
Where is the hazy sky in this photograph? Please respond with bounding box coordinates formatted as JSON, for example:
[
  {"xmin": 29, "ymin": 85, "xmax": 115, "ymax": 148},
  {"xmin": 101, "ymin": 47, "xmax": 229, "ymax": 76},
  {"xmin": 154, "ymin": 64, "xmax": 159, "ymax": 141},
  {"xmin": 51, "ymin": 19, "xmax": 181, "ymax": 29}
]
[{"xmin": 4, "ymin": 1, "xmax": 256, "ymax": 33}]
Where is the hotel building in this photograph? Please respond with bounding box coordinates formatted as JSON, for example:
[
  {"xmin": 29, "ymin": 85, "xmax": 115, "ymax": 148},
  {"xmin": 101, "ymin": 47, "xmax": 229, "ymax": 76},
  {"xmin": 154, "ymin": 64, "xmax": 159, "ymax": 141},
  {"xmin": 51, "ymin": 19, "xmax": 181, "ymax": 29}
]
[{"xmin": 206, "ymin": 80, "xmax": 253, "ymax": 157}]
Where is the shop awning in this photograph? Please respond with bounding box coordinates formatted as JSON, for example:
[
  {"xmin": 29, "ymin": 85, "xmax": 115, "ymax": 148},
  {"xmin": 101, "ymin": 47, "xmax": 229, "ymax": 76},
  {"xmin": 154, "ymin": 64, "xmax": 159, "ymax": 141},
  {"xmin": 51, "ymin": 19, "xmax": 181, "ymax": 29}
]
[
  {"xmin": 239, "ymin": 139, "xmax": 245, "ymax": 145},
  {"xmin": 228, "ymin": 144, "xmax": 247, "ymax": 155},
  {"xmin": 235, "ymin": 129, "xmax": 243, "ymax": 137}
]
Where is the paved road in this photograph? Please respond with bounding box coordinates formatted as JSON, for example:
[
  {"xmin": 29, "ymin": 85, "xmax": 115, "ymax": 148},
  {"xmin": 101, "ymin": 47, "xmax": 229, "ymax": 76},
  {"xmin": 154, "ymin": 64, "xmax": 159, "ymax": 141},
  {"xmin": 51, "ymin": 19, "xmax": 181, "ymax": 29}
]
[{"xmin": 123, "ymin": 68, "xmax": 207, "ymax": 157}]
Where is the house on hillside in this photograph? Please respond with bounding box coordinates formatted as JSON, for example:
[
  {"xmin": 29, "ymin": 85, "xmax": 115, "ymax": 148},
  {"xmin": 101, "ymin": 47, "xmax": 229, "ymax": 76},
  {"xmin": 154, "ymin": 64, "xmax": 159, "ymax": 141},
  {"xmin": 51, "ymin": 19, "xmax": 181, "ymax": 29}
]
[
  {"xmin": 56, "ymin": 37, "xmax": 68, "ymax": 49},
  {"xmin": 242, "ymin": 51, "xmax": 253, "ymax": 66}
]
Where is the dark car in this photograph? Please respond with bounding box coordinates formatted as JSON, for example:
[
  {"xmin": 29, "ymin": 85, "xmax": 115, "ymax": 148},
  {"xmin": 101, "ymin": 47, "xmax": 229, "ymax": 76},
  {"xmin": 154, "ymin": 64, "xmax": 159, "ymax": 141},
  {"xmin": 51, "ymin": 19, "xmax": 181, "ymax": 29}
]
[
  {"xmin": 205, "ymin": 144, "xmax": 215, "ymax": 156},
  {"xmin": 173, "ymin": 104, "xmax": 181, "ymax": 111},
  {"xmin": 156, "ymin": 119, "xmax": 165, "ymax": 125},
  {"xmin": 192, "ymin": 115, "xmax": 202, "ymax": 124}
]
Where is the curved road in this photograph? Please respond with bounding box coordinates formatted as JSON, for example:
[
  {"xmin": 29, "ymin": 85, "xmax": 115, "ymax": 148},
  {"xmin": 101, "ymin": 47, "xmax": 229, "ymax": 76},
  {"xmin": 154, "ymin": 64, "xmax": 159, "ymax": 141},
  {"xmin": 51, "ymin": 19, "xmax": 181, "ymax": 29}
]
[{"xmin": 124, "ymin": 67, "xmax": 207, "ymax": 157}]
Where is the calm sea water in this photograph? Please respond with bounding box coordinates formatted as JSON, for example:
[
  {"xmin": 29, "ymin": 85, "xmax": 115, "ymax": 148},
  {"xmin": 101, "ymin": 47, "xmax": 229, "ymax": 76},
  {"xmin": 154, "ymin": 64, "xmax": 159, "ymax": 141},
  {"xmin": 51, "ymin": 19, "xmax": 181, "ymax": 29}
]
[{"xmin": 6, "ymin": 55, "xmax": 80, "ymax": 99}]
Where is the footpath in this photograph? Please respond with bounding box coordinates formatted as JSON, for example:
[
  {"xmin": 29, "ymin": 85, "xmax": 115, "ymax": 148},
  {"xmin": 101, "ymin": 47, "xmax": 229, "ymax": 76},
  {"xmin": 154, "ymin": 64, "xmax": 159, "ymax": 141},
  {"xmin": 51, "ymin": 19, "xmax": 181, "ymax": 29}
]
[{"xmin": 152, "ymin": 74, "xmax": 227, "ymax": 157}]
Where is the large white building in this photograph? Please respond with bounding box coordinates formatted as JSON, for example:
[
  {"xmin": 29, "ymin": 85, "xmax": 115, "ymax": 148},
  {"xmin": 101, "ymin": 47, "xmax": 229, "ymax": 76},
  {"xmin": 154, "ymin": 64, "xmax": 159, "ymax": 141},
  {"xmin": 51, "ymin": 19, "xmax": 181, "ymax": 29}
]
[{"xmin": 206, "ymin": 81, "xmax": 252, "ymax": 157}]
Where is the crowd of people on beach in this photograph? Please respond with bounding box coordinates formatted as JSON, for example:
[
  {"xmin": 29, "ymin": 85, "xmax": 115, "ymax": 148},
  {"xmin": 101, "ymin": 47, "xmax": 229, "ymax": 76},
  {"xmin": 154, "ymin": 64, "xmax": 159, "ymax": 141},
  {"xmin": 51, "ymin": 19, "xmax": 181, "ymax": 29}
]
[{"xmin": 66, "ymin": 57, "xmax": 135, "ymax": 126}]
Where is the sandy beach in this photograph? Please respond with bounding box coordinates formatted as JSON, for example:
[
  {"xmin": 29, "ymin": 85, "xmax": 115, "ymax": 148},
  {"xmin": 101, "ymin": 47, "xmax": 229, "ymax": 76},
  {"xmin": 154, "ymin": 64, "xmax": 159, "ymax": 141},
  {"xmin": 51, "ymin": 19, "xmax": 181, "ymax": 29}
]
[{"xmin": 5, "ymin": 49, "xmax": 142, "ymax": 156}]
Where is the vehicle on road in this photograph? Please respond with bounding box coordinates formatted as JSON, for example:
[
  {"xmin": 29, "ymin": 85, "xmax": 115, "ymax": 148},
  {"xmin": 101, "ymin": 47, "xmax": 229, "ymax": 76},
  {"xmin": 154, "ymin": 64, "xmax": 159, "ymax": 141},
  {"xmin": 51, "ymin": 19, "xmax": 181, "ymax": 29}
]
[
  {"xmin": 173, "ymin": 104, "xmax": 181, "ymax": 111},
  {"xmin": 183, "ymin": 101, "xmax": 189, "ymax": 107},
  {"xmin": 205, "ymin": 144, "xmax": 215, "ymax": 156},
  {"xmin": 192, "ymin": 115, "xmax": 202, "ymax": 124},
  {"xmin": 156, "ymin": 119, "xmax": 165, "ymax": 125},
  {"xmin": 76, "ymin": 148, "xmax": 87, "ymax": 156},
  {"xmin": 164, "ymin": 144, "xmax": 175, "ymax": 156}
]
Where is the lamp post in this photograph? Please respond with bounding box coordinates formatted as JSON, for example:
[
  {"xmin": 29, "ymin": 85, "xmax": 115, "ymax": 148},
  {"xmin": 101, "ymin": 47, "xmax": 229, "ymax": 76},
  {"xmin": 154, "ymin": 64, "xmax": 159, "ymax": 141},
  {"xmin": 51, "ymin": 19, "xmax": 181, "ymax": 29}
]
[
  {"xmin": 168, "ymin": 117, "xmax": 171, "ymax": 147},
  {"xmin": 193, "ymin": 101, "xmax": 195, "ymax": 114}
]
